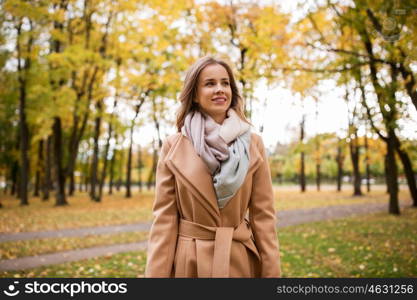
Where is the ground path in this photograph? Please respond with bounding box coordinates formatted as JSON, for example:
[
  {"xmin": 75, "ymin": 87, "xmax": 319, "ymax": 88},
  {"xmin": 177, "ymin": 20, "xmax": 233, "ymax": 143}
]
[{"xmin": 0, "ymin": 201, "xmax": 412, "ymax": 272}]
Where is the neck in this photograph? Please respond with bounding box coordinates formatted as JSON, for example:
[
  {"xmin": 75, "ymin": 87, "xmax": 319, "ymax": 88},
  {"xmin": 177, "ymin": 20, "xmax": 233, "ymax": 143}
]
[
  {"xmin": 202, "ymin": 110, "xmax": 227, "ymax": 124},
  {"xmin": 211, "ymin": 113, "xmax": 226, "ymax": 124}
]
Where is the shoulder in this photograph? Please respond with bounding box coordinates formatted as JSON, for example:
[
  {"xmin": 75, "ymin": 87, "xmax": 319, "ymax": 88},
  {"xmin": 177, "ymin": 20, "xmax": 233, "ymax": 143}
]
[
  {"xmin": 250, "ymin": 132, "xmax": 269, "ymax": 163},
  {"xmin": 165, "ymin": 133, "xmax": 182, "ymax": 146},
  {"xmin": 161, "ymin": 133, "xmax": 182, "ymax": 153},
  {"xmin": 250, "ymin": 132, "xmax": 265, "ymax": 150}
]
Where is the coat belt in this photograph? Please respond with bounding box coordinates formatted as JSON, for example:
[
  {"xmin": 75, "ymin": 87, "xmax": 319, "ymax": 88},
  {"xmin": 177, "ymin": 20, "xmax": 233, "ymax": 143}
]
[{"xmin": 178, "ymin": 218, "xmax": 260, "ymax": 277}]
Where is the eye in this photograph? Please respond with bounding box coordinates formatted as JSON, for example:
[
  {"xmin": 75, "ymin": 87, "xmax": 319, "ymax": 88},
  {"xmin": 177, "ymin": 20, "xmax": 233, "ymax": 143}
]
[
  {"xmin": 205, "ymin": 82, "xmax": 214, "ymax": 86},
  {"xmin": 222, "ymin": 81, "xmax": 230, "ymax": 86}
]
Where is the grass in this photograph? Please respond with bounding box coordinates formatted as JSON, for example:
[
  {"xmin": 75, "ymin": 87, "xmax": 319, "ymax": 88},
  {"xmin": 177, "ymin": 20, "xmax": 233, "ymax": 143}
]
[
  {"xmin": 2, "ymin": 207, "xmax": 416, "ymax": 278},
  {"xmin": 0, "ymin": 191, "xmax": 155, "ymax": 233},
  {"xmin": 2, "ymin": 251, "xmax": 148, "ymax": 278},
  {"xmin": 0, "ymin": 231, "xmax": 148, "ymax": 260},
  {"xmin": 0, "ymin": 185, "xmax": 411, "ymax": 233},
  {"xmin": 274, "ymin": 185, "xmax": 411, "ymax": 211},
  {"xmin": 279, "ymin": 207, "xmax": 417, "ymax": 277}
]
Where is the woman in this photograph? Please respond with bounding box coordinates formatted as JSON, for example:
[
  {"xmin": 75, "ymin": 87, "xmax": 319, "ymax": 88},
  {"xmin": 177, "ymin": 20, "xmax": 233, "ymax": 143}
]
[{"xmin": 145, "ymin": 56, "xmax": 281, "ymax": 278}]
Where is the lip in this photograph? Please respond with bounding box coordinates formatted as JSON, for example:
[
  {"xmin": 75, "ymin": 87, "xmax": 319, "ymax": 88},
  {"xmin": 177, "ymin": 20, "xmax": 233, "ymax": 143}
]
[{"xmin": 212, "ymin": 97, "xmax": 227, "ymax": 102}]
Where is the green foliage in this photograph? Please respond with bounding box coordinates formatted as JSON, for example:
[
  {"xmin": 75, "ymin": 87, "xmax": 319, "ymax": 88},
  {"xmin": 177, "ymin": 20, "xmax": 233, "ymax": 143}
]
[{"xmin": 280, "ymin": 208, "xmax": 417, "ymax": 277}]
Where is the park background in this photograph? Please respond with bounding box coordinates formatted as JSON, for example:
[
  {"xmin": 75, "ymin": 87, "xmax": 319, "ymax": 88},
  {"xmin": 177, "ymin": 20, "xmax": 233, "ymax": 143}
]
[{"xmin": 0, "ymin": 0, "xmax": 416, "ymax": 277}]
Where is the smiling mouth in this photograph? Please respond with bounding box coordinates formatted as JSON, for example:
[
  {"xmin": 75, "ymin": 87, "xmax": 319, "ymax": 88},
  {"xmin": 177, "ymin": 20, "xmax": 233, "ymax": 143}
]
[{"xmin": 212, "ymin": 97, "xmax": 227, "ymax": 103}]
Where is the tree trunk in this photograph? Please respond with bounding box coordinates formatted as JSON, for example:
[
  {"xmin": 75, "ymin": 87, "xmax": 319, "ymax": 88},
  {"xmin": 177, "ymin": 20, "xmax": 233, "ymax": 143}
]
[
  {"xmin": 33, "ymin": 164, "xmax": 40, "ymax": 197},
  {"xmin": 349, "ymin": 128, "xmax": 362, "ymax": 196},
  {"xmin": 11, "ymin": 161, "xmax": 18, "ymax": 196},
  {"xmin": 384, "ymin": 155, "xmax": 390, "ymax": 194},
  {"xmin": 66, "ymin": 105, "xmax": 86, "ymax": 197},
  {"xmin": 16, "ymin": 20, "xmax": 32, "ymax": 206},
  {"xmin": 98, "ymin": 92, "xmax": 118, "ymax": 200},
  {"xmin": 33, "ymin": 140, "xmax": 43, "ymax": 197},
  {"xmin": 79, "ymin": 172, "xmax": 84, "ymax": 193},
  {"xmin": 125, "ymin": 141, "xmax": 133, "ymax": 198},
  {"xmin": 34, "ymin": 171, "xmax": 40, "ymax": 196},
  {"xmin": 49, "ymin": 0, "xmax": 70, "ymax": 206},
  {"xmin": 3, "ymin": 170, "xmax": 9, "ymax": 195},
  {"xmin": 313, "ymin": 97, "xmax": 320, "ymax": 192},
  {"xmin": 364, "ymin": 131, "xmax": 371, "ymax": 193},
  {"xmin": 1, "ymin": 170, "xmax": 5, "ymax": 195},
  {"xmin": 109, "ymin": 149, "xmax": 116, "ymax": 195},
  {"xmin": 395, "ymin": 141, "xmax": 417, "ymax": 207},
  {"xmin": 41, "ymin": 137, "xmax": 50, "ymax": 200},
  {"xmin": 68, "ymin": 170, "xmax": 75, "ymax": 196},
  {"xmin": 386, "ymin": 135, "xmax": 400, "ymax": 214},
  {"xmin": 137, "ymin": 145, "xmax": 142, "ymax": 193},
  {"xmin": 82, "ymin": 143, "xmax": 91, "ymax": 194},
  {"xmin": 66, "ymin": 67, "xmax": 99, "ymax": 198},
  {"xmin": 44, "ymin": 135, "xmax": 53, "ymax": 197},
  {"xmin": 125, "ymin": 125, "xmax": 136, "ymax": 198},
  {"xmin": 116, "ymin": 178, "xmax": 121, "ymax": 192},
  {"xmin": 315, "ymin": 136, "xmax": 321, "ymax": 192},
  {"xmin": 65, "ymin": 3, "xmax": 112, "ymax": 200},
  {"xmin": 125, "ymin": 124, "xmax": 135, "ymax": 197},
  {"xmin": 148, "ymin": 97, "xmax": 161, "ymax": 190},
  {"xmin": 336, "ymin": 139, "xmax": 343, "ymax": 192},
  {"xmin": 125, "ymin": 101, "xmax": 143, "ymax": 197},
  {"xmin": 53, "ymin": 117, "xmax": 68, "ymax": 206},
  {"xmin": 147, "ymin": 142, "xmax": 157, "ymax": 190},
  {"xmin": 90, "ymin": 100, "xmax": 102, "ymax": 202},
  {"xmin": 83, "ymin": 160, "xmax": 90, "ymax": 194},
  {"xmin": 98, "ymin": 121, "xmax": 112, "ymax": 202},
  {"xmin": 398, "ymin": 60, "xmax": 417, "ymax": 113},
  {"xmin": 116, "ymin": 145, "xmax": 124, "ymax": 192},
  {"xmin": 17, "ymin": 64, "xmax": 29, "ymax": 206},
  {"xmin": 358, "ymin": 24, "xmax": 400, "ymax": 213},
  {"xmin": 316, "ymin": 163, "xmax": 321, "ymax": 192},
  {"xmin": 300, "ymin": 115, "xmax": 306, "ymax": 192}
]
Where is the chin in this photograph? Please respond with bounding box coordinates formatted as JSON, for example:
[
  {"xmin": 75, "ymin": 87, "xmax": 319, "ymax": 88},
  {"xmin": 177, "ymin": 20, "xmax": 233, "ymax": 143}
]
[
  {"xmin": 201, "ymin": 104, "xmax": 231, "ymax": 119},
  {"xmin": 210, "ymin": 107, "xmax": 228, "ymax": 115}
]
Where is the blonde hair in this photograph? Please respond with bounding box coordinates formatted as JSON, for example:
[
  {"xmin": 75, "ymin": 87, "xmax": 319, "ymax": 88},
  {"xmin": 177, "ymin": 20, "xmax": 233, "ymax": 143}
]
[{"xmin": 176, "ymin": 56, "xmax": 249, "ymax": 132}]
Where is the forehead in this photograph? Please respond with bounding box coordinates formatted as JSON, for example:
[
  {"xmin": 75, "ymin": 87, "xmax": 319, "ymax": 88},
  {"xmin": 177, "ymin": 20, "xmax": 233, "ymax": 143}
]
[{"xmin": 199, "ymin": 64, "xmax": 230, "ymax": 80}]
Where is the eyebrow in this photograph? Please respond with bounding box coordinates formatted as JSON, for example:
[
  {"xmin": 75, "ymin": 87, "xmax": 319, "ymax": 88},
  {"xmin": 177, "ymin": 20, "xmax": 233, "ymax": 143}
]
[{"xmin": 203, "ymin": 78, "xmax": 230, "ymax": 82}]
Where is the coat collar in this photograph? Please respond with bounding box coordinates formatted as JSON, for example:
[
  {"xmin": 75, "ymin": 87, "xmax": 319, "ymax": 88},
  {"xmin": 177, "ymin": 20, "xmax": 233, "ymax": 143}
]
[{"xmin": 165, "ymin": 134, "xmax": 263, "ymax": 219}]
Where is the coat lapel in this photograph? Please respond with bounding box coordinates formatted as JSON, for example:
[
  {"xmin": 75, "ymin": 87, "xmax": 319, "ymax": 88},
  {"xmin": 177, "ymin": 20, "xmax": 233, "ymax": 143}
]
[
  {"xmin": 247, "ymin": 134, "xmax": 263, "ymax": 174},
  {"xmin": 166, "ymin": 135, "xmax": 220, "ymax": 219},
  {"xmin": 165, "ymin": 133, "xmax": 263, "ymax": 220}
]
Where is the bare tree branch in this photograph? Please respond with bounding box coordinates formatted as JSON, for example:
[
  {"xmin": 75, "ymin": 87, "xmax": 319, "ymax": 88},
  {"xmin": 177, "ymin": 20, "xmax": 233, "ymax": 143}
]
[{"xmin": 357, "ymin": 72, "xmax": 387, "ymax": 141}]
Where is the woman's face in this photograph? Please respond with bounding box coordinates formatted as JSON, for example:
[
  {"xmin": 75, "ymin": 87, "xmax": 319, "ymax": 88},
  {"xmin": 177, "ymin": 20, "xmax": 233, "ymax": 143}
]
[{"xmin": 195, "ymin": 63, "xmax": 232, "ymax": 123}]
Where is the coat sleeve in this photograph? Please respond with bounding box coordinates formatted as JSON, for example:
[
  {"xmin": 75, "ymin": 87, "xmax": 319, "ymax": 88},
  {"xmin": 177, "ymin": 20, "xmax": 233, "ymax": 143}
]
[
  {"xmin": 249, "ymin": 134, "xmax": 282, "ymax": 278},
  {"xmin": 145, "ymin": 137, "xmax": 179, "ymax": 277}
]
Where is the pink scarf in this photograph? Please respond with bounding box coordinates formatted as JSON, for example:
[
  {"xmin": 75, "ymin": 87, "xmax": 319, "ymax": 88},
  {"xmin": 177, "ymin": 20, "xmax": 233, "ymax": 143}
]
[{"xmin": 181, "ymin": 109, "xmax": 250, "ymax": 175}]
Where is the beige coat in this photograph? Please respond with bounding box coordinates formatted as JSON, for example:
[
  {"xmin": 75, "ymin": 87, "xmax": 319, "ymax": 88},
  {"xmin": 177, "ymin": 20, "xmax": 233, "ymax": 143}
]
[{"xmin": 145, "ymin": 132, "xmax": 281, "ymax": 278}]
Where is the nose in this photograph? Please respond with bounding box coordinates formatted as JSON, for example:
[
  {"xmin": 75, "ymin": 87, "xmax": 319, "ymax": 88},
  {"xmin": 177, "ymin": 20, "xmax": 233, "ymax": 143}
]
[{"xmin": 215, "ymin": 83, "xmax": 224, "ymax": 94}]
